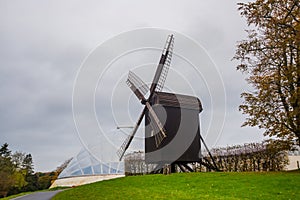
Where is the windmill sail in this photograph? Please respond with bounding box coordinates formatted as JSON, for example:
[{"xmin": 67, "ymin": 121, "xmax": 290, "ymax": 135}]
[
  {"xmin": 117, "ymin": 107, "xmax": 146, "ymax": 161},
  {"xmin": 149, "ymin": 34, "xmax": 174, "ymax": 95},
  {"xmin": 126, "ymin": 79, "xmax": 146, "ymax": 101},
  {"xmin": 127, "ymin": 71, "xmax": 149, "ymax": 96},
  {"xmin": 155, "ymin": 35, "xmax": 174, "ymax": 92},
  {"xmin": 126, "ymin": 71, "xmax": 149, "ymax": 101},
  {"xmin": 145, "ymin": 102, "xmax": 167, "ymax": 147}
]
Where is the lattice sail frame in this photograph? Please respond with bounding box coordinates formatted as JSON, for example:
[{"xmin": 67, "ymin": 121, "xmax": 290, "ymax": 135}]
[
  {"xmin": 156, "ymin": 35, "xmax": 174, "ymax": 92},
  {"xmin": 117, "ymin": 34, "xmax": 174, "ymax": 161}
]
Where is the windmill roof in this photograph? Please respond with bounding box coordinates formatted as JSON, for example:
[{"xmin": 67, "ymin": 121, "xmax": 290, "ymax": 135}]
[{"xmin": 152, "ymin": 92, "xmax": 203, "ymax": 112}]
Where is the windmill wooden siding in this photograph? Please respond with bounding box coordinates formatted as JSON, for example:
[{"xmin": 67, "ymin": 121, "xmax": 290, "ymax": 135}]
[{"xmin": 145, "ymin": 92, "xmax": 203, "ymax": 163}]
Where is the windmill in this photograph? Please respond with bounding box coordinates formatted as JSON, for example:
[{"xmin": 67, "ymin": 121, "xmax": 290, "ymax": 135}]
[{"xmin": 117, "ymin": 34, "xmax": 219, "ymax": 172}]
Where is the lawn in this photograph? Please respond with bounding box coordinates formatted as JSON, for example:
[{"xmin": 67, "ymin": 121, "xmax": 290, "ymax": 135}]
[{"xmin": 52, "ymin": 171, "xmax": 299, "ymax": 200}]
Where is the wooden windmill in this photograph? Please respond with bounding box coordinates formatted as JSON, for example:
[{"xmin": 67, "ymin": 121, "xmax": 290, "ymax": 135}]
[{"xmin": 117, "ymin": 35, "xmax": 218, "ymax": 172}]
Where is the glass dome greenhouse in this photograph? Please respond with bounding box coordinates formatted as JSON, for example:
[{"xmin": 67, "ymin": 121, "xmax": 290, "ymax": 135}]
[{"xmin": 58, "ymin": 148, "xmax": 124, "ymax": 178}]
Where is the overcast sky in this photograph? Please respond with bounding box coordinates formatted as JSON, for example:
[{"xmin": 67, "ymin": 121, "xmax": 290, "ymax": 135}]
[{"xmin": 0, "ymin": 0, "xmax": 264, "ymax": 172}]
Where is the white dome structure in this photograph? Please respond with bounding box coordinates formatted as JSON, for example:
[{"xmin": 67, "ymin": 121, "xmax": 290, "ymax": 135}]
[
  {"xmin": 59, "ymin": 148, "xmax": 124, "ymax": 178},
  {"xmin": 50, "ymin": 148, "xmax": 124, "ymax": 188}
]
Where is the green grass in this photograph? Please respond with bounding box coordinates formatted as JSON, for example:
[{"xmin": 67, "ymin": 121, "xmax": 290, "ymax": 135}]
[{"xmin": 52, "ymin": 171, "xmax": 300, "ymax": 200}]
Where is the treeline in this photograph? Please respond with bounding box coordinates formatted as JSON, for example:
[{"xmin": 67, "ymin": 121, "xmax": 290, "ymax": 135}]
[
  {"xmin": 124, "ymin": 140, "xmax": 292, "ymax": 175},
  {"xmin": 124, "ymin": 151, "xmax": 156, "ymax": 176},
  {"xmin": 0, "ymin": 143, "xmax": 70, "ymax": 198},
  {"xmin": 202, "ymin": 140, "xmax": 290, "ymax": 172}
]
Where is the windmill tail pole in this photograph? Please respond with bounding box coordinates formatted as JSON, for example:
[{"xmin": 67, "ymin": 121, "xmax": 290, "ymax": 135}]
[
  {"xmin": 117, "ymin": 125, "xmax": 134, "ymax": 129},
  {"xmin": 199, "ymin": 134, "xmax": 220, "ymax": 171}
]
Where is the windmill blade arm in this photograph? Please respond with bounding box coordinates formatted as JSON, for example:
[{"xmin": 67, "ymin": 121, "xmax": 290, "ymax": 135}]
[
  {"xmin": 117, "ymin": 107, "xmax": 146, "ymax": 161},
  {"xmin": 149, "ymin": 34, "xmax": 174, "ymax": 94},
  {"xmin": 149, "ymin": 62, "xmax": 164, "ymax": 94},
  {"xmin": 156, "ymin": 36, "xmax": 174, "ymax": 92},
  {"xmin": 127, "ymin": 79, "xmax": 146, "ymax": 102},
  {"xmin": 145, "ymin": 102, "xmax": 167, "ymax": 147},
  {"xmin": 127, "ymin": 71, "xmax": 149, "ymax": 101},
  {"xmin": 128, "ymin": 71, "xmax": 149, "ymax": 94},
  {"xmin": 127, "ymin": 70, "xmax": 149, "ymax": 94},
  {"xmin": 116, "ymin": 126, "xmax": 138, "ymax": 161}
]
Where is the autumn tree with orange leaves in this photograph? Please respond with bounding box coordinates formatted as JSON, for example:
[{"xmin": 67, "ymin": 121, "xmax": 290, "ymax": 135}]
[{"xmin": 234, "ymin": 0, "xmax": 300, "ymax": 147}]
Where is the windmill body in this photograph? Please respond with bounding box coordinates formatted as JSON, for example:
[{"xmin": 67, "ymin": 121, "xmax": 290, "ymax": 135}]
[{"xmin": 145, "ymin": 92, "xmax": 202, "ymax": 163}]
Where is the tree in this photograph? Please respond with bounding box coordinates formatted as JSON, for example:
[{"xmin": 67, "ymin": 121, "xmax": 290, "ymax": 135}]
[
  {"xmin": 9, "ymin": 152, "xmax": 32, "ymax": 193},
  {"xmin": 0, "ymin": 143, "xmax": 42, "ymax": 196},
  {"xmin": 55, "ymin": 158, "xmax": 72, "ymax": 175},
  {"xmin": 22, "ymin": 154, "xmax": 34, "ymax": 175},
  {"xmin": 0, "ymin": 143, "xmax": 11, "ymax": 158},
  {"xmin": 11, "ymin": 151, "xmax": 26, "ymax": 169},
  {"xmin": 0, "ymin": 143, "xmax": 14, "ymax": 197},
  {"xmin": 21, "ymin": 154, "xmax": 38, "ymax": 191},
  {"xmin": 234, "ymin": 0, "xmax": 300, "ymax": 146}
]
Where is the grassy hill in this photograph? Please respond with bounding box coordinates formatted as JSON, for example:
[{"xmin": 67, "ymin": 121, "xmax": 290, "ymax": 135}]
[{"xmin": 52, "ymin": 171, "xmax": 299, "ymax": 200}]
